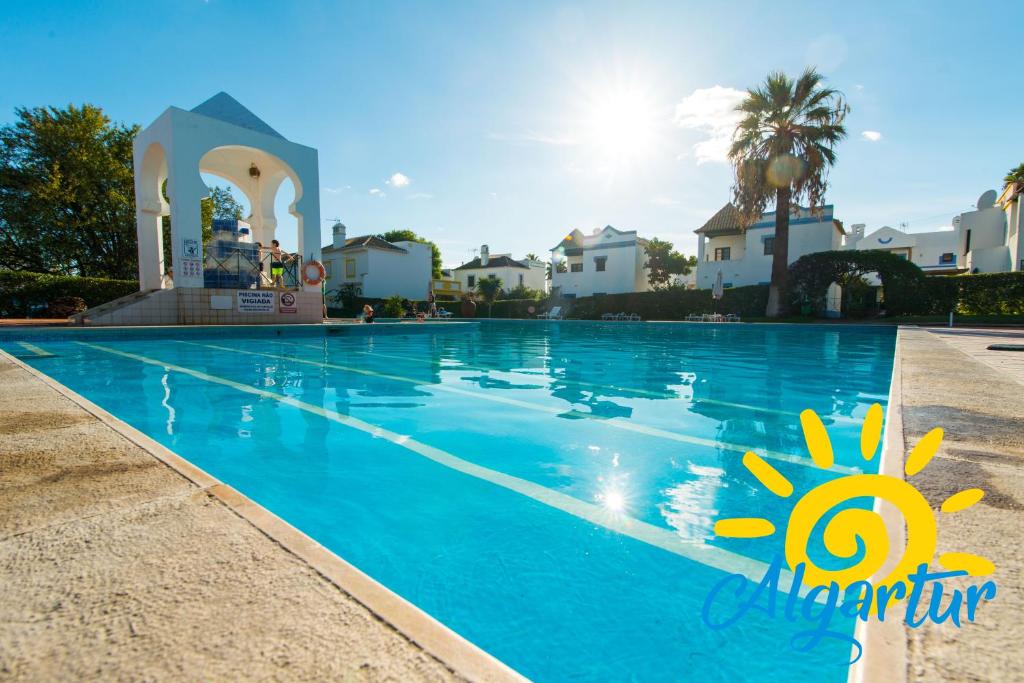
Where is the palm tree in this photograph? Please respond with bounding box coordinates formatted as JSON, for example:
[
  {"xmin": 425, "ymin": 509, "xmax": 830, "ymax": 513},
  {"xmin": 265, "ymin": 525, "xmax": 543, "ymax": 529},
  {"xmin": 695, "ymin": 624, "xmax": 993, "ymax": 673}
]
[
  {"xmin": 476, "ymin": 276, "xmax": 503, "ymax": 317},
  {"xmin": 1005, "ymin": 162, "xmax": 1024, "ymax": 187},
  {"xmin": 729, "ymin": 68, "xmax": 848, "ymax": 317},
  {"xmin": 525, "ymin": 253, "xmax": 540, "ymax": 261}
]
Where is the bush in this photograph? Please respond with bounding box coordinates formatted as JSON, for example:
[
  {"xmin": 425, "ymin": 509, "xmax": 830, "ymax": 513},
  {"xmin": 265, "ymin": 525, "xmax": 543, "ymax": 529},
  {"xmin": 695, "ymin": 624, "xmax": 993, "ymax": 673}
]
[
  {"xmin": 788, "ymin": 250, "xmax": 926, "ymax": 316},
  {"xmin": 482, "ymin": 299, "xmax": 548, "ymax": 318},
  {"xmin": 566, "ymin": 285, "xmax": 768, "ymax": 320},
  {"xmin": 918, "ymin": 272, "xmax": 1024, "ymax": 315},
  {"xmin": 380, "ymin": 295, "xmax": 405, "ymax": 318},
  {"xmin": 46, "ymin": 296, "xmax": 87, "ymax": 318},
  {"xmin": 0, "ymin": 270, "xmax": 139, "ymax": 318},
  {"xmin": 499, "ymin": 285, "xmax": 545, "ymax": 301}
]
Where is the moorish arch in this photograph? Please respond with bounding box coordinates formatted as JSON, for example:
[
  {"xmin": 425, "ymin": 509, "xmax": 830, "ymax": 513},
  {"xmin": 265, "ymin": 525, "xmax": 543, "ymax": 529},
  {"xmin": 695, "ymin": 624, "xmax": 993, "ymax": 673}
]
[{"xmin": 132, "ymin": 92, "xmax": 320, "ymax": 291}]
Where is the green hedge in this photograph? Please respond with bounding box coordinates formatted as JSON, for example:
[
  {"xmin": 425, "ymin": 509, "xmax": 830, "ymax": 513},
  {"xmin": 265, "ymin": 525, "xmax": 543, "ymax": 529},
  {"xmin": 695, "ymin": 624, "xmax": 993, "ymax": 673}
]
[
  {"xmin": 917, "ymin": 272, "xmax": 1024, "ymax": 315},
  {"xmin": 566, "ymin": 285, "xmax": 769, "ymax": 320},
  {"xmin": 474, "ymin": 299, "xmax": 547, "ymax": 318},
  {"xmin": 0, "ymin": 270, "xmax": 139, "ymax": 318},
  {"xmin": 788, "ymin": 250, "xmax": 927, "ymax": 316}
]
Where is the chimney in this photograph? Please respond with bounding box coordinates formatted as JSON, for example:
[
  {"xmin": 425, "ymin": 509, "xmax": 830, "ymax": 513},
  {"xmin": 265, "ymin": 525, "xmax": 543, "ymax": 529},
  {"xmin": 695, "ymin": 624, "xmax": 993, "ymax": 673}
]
[
  {"xmin": 480, "ymin": 244, "xmax": 489, "ymax": 267},
  {"xmin": 332, "ymin": 222, "xmax": 347, "ymax": 249}
]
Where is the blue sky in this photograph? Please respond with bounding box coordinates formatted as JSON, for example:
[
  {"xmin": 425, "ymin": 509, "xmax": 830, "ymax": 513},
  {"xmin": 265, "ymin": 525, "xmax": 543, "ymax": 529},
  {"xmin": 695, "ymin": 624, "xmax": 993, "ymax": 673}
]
[{"xmin": 2, "ymin": 0, "xmax": 1019, "ymax": 266}]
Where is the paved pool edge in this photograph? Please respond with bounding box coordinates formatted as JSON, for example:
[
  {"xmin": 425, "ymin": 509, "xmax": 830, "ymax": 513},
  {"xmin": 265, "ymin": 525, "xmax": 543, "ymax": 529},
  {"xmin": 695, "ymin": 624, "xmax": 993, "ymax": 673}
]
[
  {"xmin": 854, "ymin": 326, "xmax": 1024, "ymax": 683},
  {"xmin": 0, "ymin": 347, "xmax": 524, "ymax": 683},
  {"xmin": 849, "ymin": 326, "xmax": 909, "ymax": 683}
]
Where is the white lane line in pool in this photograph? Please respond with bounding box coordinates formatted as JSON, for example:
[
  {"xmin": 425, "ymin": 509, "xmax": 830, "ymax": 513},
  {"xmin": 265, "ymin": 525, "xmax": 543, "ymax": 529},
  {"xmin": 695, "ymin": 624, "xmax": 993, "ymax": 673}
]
[
  {"xmin": 183, "ymin": 340, "xmax": 860, "ymax": 475},
  {"xmin": 17, "ymin": 342, "xmax": 54, "ymax": 357},
  {"xmin": 78, "ymin": 340, "xmax": 804, "ymax": 593},
  {"xmin": 288, "ymin": 341, "xmax": 861, "ymax": 426}
]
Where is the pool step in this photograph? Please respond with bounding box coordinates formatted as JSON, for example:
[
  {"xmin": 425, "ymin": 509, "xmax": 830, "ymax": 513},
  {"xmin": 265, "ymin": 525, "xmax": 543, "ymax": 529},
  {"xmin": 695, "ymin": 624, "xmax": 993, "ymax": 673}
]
[{"xmin": 69, "ymin": 289, "xmax": 161, "ymax": 325}]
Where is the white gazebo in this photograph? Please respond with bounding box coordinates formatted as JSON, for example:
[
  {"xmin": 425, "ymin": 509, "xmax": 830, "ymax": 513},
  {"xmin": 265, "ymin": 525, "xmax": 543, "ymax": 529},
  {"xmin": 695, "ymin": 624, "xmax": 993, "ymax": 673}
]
[{"xmin": 133, "ymin": 92, "xmax": 321, "ymax": 291}]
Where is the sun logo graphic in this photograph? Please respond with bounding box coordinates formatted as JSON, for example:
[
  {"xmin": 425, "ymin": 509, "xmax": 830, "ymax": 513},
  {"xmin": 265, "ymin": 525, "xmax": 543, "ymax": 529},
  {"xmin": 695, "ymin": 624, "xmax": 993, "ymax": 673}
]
[{"xmin": 702, "ymin": 404, "xmax": 998, "ymax": 663}]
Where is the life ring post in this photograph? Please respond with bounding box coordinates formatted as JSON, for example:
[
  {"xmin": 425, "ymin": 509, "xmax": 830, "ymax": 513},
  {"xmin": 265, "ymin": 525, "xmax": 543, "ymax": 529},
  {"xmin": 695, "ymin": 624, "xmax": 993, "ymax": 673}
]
[{"xmin": 302, "ymin": 260, "xmax": 326, "ymax": 287}]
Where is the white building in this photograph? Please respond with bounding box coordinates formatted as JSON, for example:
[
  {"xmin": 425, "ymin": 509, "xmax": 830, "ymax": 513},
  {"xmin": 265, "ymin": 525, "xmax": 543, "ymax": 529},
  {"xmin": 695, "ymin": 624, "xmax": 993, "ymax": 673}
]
[
  {"xmin": 550, "ymin": 226, "xmax": 651, "ymax": 298},
  {"xmin": 997, "ymin": 182, "xmax": 1023, "ymax": 272},
  {"xmin": 845, "ymin": 224, "xmax": 963, "ymax": 275},
  {"xmin": 321, "ymin": 222, "xmax": 432, "ymax": 300},
  {"xmin": 958, "ymin": 190, "xmax": 1016, "ymax": 273},
  {"xmin": 694, "ymin": 204, "xmax": 845, "ymax": 289},
  {"xmin": 452, "ymin": 245, "xmax": 547, "ymax": 294}
]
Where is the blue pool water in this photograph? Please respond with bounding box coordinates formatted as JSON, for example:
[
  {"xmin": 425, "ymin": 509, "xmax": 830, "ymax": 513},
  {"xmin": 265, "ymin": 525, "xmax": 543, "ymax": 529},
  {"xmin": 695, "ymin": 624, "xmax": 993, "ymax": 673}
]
[{"xmin": 3, "ymin": 321, "xmax": 897, "ymax": 681}]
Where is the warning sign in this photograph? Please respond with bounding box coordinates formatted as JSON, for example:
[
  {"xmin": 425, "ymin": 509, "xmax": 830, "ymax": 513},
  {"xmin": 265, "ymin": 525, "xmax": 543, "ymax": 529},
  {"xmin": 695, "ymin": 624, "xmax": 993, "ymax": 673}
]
[
  {"xmin": 180, "ymin": 258, "xmax": 202, "ymax": 279},
  {"xmin": 279, "ymin": 292, "xmax": 297, "ymax": 314},
  {"xmin": 237, "ymin": 290, "xmax": 275, "ymax": 313}
]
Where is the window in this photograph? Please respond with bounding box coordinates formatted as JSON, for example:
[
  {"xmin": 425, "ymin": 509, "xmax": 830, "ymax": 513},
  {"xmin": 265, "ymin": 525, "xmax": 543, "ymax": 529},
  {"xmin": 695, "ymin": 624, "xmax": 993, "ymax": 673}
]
[
  {"xmin": 940, "ymin": 252, "xmax": 955, "ymax": 264},
  {"xmin": 965, "ymin": 229, "xmax": 972, "ymax": 253},
  {"xmin": 714, "ymin": 247, "xmax": 731, "ymax": 261},
  {"xmin": 570, "ymin": 262, "xmax": 583, "ymax": 272},
  {"xmin": 518, "ymin": 273, "xmax": 524, "ymax": 285},
  {"xmin": 467, "ymin": 275, "xmax": 476, "ymax": 287},
  {"xmin": 488, "ymin": 273, "xmax": 497, "ymax": 279},
  {"xmin": 323, "ymin": 260, "xmax": 333, "ymax": 278},
  {"xmin": 594, "ymin": 256, "xmax": 607, "ymax": 272},
  {"xmin": 345, "ymin": 259, "xmax": 356, "ymax": 278},
  {"xmin": 763, "ymin": 237, "xmax": 774, "ymax": 255}
]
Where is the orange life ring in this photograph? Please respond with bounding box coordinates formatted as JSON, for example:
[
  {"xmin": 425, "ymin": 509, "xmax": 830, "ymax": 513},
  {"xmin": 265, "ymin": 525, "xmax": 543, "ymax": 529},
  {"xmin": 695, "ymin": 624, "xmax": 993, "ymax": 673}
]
[{"xmin": 302, "ymin": 260, "xmax": 326, "ymax": 286}]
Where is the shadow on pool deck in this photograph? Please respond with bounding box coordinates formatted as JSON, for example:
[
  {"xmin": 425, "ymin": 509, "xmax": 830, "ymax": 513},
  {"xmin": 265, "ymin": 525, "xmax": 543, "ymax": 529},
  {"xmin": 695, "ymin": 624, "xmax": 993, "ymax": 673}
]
[
  {"xmin": 896, "ymin": 328, "xmax": 1024, "ymax": 682},
  {"xmin": 0, "ymin": 355, "xmax": 487, "ymax": 682}
]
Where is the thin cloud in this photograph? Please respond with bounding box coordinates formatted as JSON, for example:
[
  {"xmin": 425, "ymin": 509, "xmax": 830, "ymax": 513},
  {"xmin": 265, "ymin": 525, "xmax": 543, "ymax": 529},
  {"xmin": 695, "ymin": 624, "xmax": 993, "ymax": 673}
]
[
  {"xmin": 674, "ymin": 85, "xmax": 746, "ymax": 164},
  {"xmin": 861, "ymin": 130, "xmax": 883, "ymax": 142},
  {"xmin": 369, "ymin": 188, "xmax": 385, "ymax": 197},
  {"xmin": 322, "ymin": 185, "xmax": 351, "ymax": 194},
  {"xmin": 386, "ymin": 172, "xmax": 410, "ymax": 187},
  {"xmin": 489, "ymin": 131, "xmax": 578, "ymax": 146}
]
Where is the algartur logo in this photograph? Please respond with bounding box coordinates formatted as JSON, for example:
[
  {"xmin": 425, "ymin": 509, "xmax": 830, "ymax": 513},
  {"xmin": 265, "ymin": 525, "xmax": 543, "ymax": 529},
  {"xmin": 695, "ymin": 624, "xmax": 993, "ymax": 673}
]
[{"xmin": 701, "ymin": 404, "xmax": 997, "ymax": 663}]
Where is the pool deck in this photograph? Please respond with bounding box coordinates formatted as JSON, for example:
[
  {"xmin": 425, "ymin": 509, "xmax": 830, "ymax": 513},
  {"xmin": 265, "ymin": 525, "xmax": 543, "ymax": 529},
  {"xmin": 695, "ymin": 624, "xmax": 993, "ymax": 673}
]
[
  {"xmin": 0, "ymin": 351, "xmax": 521, "ymax": 682},
  {"xmin": 893, "ymin": 327, "xmax": 1024, "ymax": 682}
]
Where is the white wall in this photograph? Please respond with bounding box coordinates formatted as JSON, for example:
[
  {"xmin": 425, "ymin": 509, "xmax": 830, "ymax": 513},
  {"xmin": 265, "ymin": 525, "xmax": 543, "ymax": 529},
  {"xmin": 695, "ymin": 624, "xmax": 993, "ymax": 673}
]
[
  {"xmin": 322, "ymin": 243, "xmax": 430, "ymax": 300},
  {"xmin": 364, "ymin": 241, "xmax": 432, "ymax": 299},
  {"xmin": 323, "ymin": 249, "xmax": 369, "ymax": 294},
  {"xmin": 959, "ymin": 205, "xmax": 1009, "ymax": 273},
  {"xmin": 551, "ymin": 244, "xmax": 649, "ymax": 296},
  {"xmin": 851, "ymin": 226, "xmax": 960, "ymax": 273},
  {"xmin": 453, "ymin": 258, "xmax": 547, "ymax": 294},
  {"xmin": 1005, "ymin": 194, "xmax": 1023, "ymax": 271},
  {"xmin": 695, "ymin": 220, "xmax": 841, "ymax": 289}
]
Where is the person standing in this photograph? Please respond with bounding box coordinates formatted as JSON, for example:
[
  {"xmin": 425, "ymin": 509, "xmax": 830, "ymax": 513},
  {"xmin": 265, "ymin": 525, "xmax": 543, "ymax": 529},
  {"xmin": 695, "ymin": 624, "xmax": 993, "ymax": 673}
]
[{"xmin": 270, "ymin": 240, "xmax": 286, "ymax": 287}]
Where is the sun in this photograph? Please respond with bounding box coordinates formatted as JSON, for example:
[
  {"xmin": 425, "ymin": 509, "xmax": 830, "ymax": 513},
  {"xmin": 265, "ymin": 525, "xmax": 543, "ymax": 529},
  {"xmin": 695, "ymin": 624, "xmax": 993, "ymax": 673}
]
[
  {"xmin": 582, "ymin": 88, "xmax": 658, "ymax": 160},
  {"xmin": 713, "ymin": 403, "xmax": 994, "ymax": 593}
]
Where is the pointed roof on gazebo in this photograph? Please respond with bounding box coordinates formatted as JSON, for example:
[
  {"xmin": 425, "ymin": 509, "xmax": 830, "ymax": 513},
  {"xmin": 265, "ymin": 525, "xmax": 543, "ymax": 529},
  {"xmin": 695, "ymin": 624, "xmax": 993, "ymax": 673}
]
[
  {"xmin": 695, "ymin": 203, "xmax": 744, "ymax": 236},
  {"xmin": 190, "ymin": 92, "xmax": 285, "ymax": 140}
]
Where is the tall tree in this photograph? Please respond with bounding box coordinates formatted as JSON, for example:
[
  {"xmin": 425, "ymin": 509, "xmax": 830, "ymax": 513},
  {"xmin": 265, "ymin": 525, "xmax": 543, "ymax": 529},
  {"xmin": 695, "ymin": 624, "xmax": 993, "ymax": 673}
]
[
  {"xmin": 161, "ymin": 184, "xmax": 245, "ymax": 267},
  {"xmin": 0, "ymin": 104, "xmax": 139, "ymax": 278},
  {"xmin": 209, "ymin": 186, "xmax": 245, "ymax": 220},
  {"xmin": 729, "ymin": 69, "xmax": 848, "ymax": 317},
  {"xmin": 377, "ymin": 228, "xmax": 442, "ymax": 278},
  {"xmin": 643, "ymin": 237, "xmax": 697, "ymax": 289},
  {"xmin": 475, "ymin": 275, "xmax": 502, "ymax": 317}
]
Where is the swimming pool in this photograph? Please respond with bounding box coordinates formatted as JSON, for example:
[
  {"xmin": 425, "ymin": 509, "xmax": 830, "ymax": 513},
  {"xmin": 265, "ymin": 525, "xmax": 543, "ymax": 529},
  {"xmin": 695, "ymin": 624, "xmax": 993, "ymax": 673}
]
[{"xmin": 2, "ymin": 321, "xmax": 897, "ymax": 681}]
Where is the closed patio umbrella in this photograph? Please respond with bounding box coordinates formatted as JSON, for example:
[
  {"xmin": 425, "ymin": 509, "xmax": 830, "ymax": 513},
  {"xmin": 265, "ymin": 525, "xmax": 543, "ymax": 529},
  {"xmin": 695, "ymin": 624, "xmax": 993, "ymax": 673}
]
[{"xmin": 711, "ymin": 270, "xmax": 724, "ymax": 319}]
